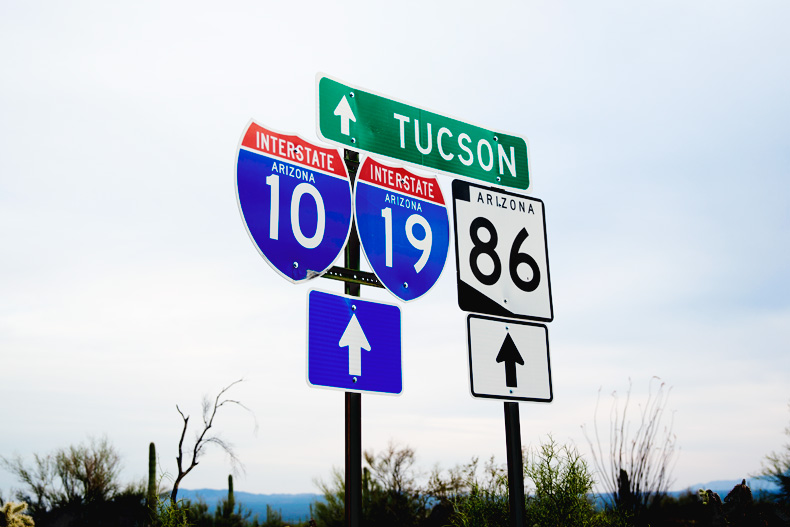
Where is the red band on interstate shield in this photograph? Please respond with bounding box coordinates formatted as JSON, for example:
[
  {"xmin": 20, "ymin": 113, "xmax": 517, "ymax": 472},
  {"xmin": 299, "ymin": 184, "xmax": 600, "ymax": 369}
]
[
  {"xmin": 358, "ymin": 157, "xmax": 444, "ymax": 205},
  {"xmin": 241, "ymin": 122, "xmax": 347, "ymax": 178}
]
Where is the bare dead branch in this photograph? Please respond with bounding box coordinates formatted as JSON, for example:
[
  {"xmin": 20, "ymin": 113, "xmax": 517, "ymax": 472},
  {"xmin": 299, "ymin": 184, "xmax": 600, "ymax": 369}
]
[{"xmin": 169, "ymin": 379, "xmax": 254, "ymax": 504}]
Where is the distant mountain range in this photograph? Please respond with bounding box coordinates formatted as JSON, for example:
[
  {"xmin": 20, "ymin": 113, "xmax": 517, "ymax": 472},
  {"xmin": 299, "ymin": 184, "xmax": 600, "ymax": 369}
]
[
  {"xmin": 682, "ymin": 478, "xmax": 779, "ymax": 495},
  {"xmin": 178, "ymin": 489, "xmax": 322, "ymax": 523},
  {"xmin": 179, "ymin": 478, "xmax": 780, "ymax": 522}
]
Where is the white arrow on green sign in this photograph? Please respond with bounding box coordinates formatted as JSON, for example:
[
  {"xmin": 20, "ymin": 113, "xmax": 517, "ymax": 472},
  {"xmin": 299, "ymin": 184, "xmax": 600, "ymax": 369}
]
[{"xmin": 316, "ymin": 74, "xmax": 531, "ymax": 191}]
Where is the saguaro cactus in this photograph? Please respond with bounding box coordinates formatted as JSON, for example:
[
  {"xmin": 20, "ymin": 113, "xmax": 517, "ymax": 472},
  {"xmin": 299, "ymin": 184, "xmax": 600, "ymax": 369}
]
[
  {"xmin": 146, "ymin": 442, "xmax": 157, "ymax": 509},
  {"xmin": 227, "ymin": 474, "xmax": 235, "ymax": 516}
]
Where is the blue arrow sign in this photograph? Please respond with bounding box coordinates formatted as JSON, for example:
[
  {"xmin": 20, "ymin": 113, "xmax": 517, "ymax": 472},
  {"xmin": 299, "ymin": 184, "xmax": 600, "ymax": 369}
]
[
  {"xmin": 236, "ymin": 121, "xmax": 352, "ymax": 283},
  {"xmin": 354, "ymin": 157, "xmax": 449, "ymax": 302},
  {"xmin": 307, "ymin": 289, "xmax": 402, "ymax": 395}
]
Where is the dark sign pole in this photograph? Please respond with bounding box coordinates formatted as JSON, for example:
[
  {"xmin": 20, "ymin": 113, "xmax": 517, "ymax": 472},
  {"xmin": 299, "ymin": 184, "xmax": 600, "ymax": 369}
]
[
  {"xmin": 504, "ymin": 401, "xmax": 526, "ymax": 527},
  {"xmin": 343, "ymin": 149, "xmax": 362, "ymax": 527},
  {"xmin": 345, "ymin": 391, "xmax": 361, "ymax": 527}
]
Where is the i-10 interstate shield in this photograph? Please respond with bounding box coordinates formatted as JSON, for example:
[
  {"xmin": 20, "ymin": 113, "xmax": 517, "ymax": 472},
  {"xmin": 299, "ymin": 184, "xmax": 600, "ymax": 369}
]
[{"xmin": 235, "ymin": 121, "xmax": 352, "ymax": 283}]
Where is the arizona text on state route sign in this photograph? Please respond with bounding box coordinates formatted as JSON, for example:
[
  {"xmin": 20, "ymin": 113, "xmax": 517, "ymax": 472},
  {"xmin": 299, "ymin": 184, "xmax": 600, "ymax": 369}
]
[{"xmin": 317, "ymin": 74, "xmax": 531, "ymax": 191}]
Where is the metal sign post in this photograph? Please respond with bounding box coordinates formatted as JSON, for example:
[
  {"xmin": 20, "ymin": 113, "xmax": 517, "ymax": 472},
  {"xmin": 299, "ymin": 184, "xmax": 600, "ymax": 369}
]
[
  {"xmin": 504, "ymin": 402, "xmax": 526, "ymax": 527},
  {"xmin": 343, "ymin": 149, "xmax": 362, "ymax": 527}
]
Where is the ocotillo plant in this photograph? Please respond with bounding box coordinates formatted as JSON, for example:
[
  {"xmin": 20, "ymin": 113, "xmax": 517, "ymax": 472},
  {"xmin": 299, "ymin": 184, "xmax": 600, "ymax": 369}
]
[{"xmin": 147, "ymin": 442, "xmax": 157, "ymax": 509}]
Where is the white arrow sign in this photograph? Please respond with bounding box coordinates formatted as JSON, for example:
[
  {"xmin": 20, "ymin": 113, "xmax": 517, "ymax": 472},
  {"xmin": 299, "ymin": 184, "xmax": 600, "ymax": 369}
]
[
  {"xmin": 338, "ymin": 313, "xmax": 370, "ymax": 376},
  {"xmin": 333, "ymin": 95, "xmax": 356, "ymax": 136}
]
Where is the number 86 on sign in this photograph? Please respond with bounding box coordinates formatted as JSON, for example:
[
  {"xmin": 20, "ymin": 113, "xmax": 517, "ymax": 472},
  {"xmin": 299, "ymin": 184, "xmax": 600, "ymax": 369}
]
[{"xmin": 452, "ymin": 179, "xmax": 553, "ymax": 322}]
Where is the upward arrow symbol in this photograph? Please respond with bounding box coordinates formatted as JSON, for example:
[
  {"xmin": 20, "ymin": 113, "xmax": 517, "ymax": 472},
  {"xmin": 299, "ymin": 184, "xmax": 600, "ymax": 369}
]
[
  {"xmin": 334, "ymin": 95, "xmax": 356, "ymax": 136},
  {"xmin": 496, "ymin": 333, "xmax": 524, "ymax": 388},
  {"xmin": 338, "ymin": 313, "xmax": 370, "ymax": 376}
]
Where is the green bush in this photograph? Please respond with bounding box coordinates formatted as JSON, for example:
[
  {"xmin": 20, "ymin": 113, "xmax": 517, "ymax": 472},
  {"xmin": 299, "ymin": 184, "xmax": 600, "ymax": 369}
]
[
  {"xmin": 445, "ymin": 457, "xmax": 509, "ymax": 527},
  {"xmin": 315, "ymin": 440, "xmax": 630, "ymax": 527},
  {"xmin": 154, "ymin": 496, "xmax": 190, "ymax": 527},
  {"xmin": 314, "ymin": 443, "xmax": 431, "ymax": 527},
  {"xmin": 524, "ymin": 436, "xmax": 604, "ymax": 527},
  {"xmin": 759, "ymin": 402, "xmax": 790, "ymax": 504}
]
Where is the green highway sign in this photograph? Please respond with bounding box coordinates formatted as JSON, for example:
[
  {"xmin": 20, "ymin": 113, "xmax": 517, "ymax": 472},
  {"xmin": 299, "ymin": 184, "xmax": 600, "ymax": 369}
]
[{"xmin": 316, "ymin": 74, "xmax": 531, "ymax": 191}]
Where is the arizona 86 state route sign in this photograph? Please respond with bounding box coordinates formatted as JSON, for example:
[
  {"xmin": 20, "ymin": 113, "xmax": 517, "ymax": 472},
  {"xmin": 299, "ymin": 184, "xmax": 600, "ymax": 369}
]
[
  {"xmin": 452, "ymin": 179, "xmax": 553, "ymax": 321},
  {"xmin": 236, "ymin": 121, "xmax": 352, "ymax": 282},
  {"xmin": 354, "ymin": 157, "xmax": 449, "ymax": 302}
]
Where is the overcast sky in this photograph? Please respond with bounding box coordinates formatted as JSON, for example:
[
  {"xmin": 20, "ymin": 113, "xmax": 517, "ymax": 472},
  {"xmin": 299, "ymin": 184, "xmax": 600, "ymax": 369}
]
[{"xmin": 2, "ymin": 1, "xmax": 789, "ymax": 498}]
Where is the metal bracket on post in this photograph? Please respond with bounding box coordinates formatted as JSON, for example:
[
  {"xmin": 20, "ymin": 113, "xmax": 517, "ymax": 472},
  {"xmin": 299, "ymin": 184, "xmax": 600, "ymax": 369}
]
[
  {"xmin": 323, "ymin": 266, "xmax": 383, "ymax": 288},
  {"xmin": 505, "ymin": 401, "xmax": 526, "ymax": 527}
]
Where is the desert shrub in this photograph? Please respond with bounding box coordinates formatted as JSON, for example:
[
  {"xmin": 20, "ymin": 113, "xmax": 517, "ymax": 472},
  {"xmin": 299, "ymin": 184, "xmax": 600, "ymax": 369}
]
[
  {"xmin": 1, "ymin": 437, "xmax": 122, "ymax": 514},
  {"xmin": 154, "ymin": 495, "xmax": 190, "ymax": 527},
  {"xmin": 445, "ymin": 457, "xmax": 509, "ymax": 527},
  {"xmin": 316, "ymin": 439, "xmax": 629, "ymax": 527},
  {"xmin": 759, "ymin": 402, "xmax": 790, "ymax": 505},
  {"xmin": 524, "ymin": 436, "xmax": 600, "ymax": 527},
  {"xmin": 314, "ymin": 443, "xmax": 431, "ymax": 527}
]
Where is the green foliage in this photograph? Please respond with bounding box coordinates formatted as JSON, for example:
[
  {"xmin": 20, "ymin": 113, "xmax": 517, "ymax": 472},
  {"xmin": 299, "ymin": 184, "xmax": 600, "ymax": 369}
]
[
  {"xmin": 213, "ymin": 474, "xmax": 246, "ymax": 527},
  {"xmin": 524, "ymin": 436, "xmax": 602, "ymax": 527},
  {"xmin": 260, "ymin": 505, "xmax": 285, "ymax": 527},
  {"xmin": 54, "ymin": 437, "xmax": 122, "ymax": 505},
  {"xmin": 441, "ymin": 457, "xmax": 509, "ymax": 527},
  {"xmin": 184, "ymin": 498, "xmax": 214, "ymax": 527},
  {"xmin": 363, "ymin": 443, "xmax": 431, "ymax": 526},
  {"xmin": 440, "ymin": 440, "xmax": 618, "ymax": 527},
  {"xmin": 0, "ymin": 453, "xmax": 54, "ymax": 514},
  {"xmin": 759, "ymin": 402, "xmax": 790, "ymax": 504},
  {"xmin": 155, "ymin": 475, "xmax": 263, "ymax": 527},
  {"xmin": 0, "ymin": 502, "xmax": 35, "ymax": 527},
  {"xmin": 314, "ymin": 443, "xmax": 432, "ymax": 527},
  {"xmin": 314, "ymin": 439, "xmax": 625, "ymax": 527},
  {"xmin": 154, "ymin": 495, "xmax": 191, "ymax": 527},
  {"xmin": 1, "ymin": 436, "xmax": 125, "ymax": 516},
  {"xmin": 313, "ymin": 468, "xmax": 344, "ymax": 527}
]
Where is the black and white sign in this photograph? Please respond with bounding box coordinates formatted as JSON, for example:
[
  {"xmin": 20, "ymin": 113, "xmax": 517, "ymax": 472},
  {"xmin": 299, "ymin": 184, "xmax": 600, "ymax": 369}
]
[
  {"xmin": 452, "ymin": 179, "xmax": 553, "ymax": 321},
  {"xmin": 467, "ymin": 314, "xmax": 552, "ymax": 402}
]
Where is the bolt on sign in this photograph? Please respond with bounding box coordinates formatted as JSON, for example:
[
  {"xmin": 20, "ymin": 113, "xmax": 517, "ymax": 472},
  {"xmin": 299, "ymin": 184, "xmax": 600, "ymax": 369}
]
[{"xmin": 316, "ymin": 74, "xmax": 532, "ymax": 191}]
